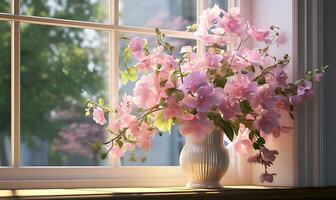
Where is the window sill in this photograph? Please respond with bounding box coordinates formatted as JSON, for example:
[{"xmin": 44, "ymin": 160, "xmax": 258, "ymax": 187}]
[{"xmin": 1, "ymin": 186, "xmax": 336, "ymax": 200}]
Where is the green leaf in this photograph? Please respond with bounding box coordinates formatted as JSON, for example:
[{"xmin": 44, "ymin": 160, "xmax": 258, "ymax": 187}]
[
  {"xmin": 153, "ymin": 112, "xmax": 173, "ymax": 133},
  {"xmin": 98, "ymin": 98, "xmax": 104, "ymax": 106},
  {"xmin": 248, "ymin": 132, "xmax": 254, "ymax": 140},
  {"xmin": 213, "ymin": 77, "xmax": 227, "ymax": 88},
  {"xmin": 100, "ymin": 152, "xmax": 108, "ymax": 160},
  {"xmin": 253, "ymin": 142, "xmax": 260, "ymax": 150},
  {"xmin": 257, "ymin": 137, "xmax": 265, "ymax": 145},
  {"xmin": 116, "ymin": 139, "xmax": 124, "ymax": 148},
  {"xmin": 257, "ymin": 76, "xmax": 266, "ymax": 85},
  {"xmin": 85, "ymin": 109, "xmax": 91, "ymax": 116},
  {"xmin": 240, "ymin": 100, "xmax": 253, "ymax": 114},
  {"xmin": 127, "ymin": 66, "xmax": 137, "ymax": 76},
  {"xmin": 121, "ymin": 71, "xmax": 129, "ymax": 85},
  {"xmin": 165, "ymin": 88, "xmax": 180, "ymax": 97},
  {"xmin": 123, "ymin": 47, "xmax": 131, "ymax": 64},
  {"xmin": 208, "ymin": 112, "xmax": 235, "ymax": 141}
]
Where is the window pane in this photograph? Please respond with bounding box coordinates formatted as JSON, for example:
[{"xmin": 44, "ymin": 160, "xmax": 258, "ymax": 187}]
[
  {"xmin": 119, "ymin": 33, "xmax": 196, "ymax": 166},
  {"xmin": 0, "ymin": 0, "xmax": 10, "ymax": 13},
  {"xmin": 20, "ymin": 0, "xmax": 109, "ymax": 23},
  {"xmin": 119, "ymin": 0, "xmax": 197, "ymax": 31},
  {"xmin": 20, "ymin": 24, "xmax": 109, "ymax": 166},
  {"xmin": 0, "ymin": 21, "xmax": 11, "ymax": 166},
  {"xmin": 206, "ymin": 0, "xmax": 229, "ymax": 10}
]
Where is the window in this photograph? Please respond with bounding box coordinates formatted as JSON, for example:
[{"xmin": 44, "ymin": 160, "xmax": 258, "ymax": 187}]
[{"xmin": 0, "ymin": 0, "xmax": 249, "ymax": 189}]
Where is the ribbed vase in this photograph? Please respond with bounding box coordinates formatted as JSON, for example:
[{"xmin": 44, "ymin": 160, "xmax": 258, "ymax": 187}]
[{"xmin": 179, "ymin": 129, "xmax": 229, "ymax": 189}]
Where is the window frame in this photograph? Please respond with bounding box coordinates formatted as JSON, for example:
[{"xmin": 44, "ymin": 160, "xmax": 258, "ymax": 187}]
[{"xmin": 0, "ymin": 0, "xmax": 251, "ymax": 189}]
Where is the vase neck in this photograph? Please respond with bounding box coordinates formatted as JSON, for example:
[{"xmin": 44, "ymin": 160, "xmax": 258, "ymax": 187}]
[{"xmin": 187, "ymin": 129, "xmax": 224, "ymax": 145}]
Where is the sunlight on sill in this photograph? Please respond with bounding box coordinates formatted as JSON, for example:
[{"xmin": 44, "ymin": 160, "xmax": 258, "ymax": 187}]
[{"xmin": 0, "ymin": 186, "xmax": 289, "ymax": 198}]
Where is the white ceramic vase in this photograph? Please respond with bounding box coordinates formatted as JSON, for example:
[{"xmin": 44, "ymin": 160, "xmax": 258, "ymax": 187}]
[{"xmin": 179, "ymin": 129, "xmax": 230, "ymax": 189}]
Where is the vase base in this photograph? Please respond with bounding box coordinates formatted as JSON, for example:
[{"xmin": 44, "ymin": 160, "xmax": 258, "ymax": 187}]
[{"xmin": 186, "ymin": 181, "xmax": 222, "ymax": 189}]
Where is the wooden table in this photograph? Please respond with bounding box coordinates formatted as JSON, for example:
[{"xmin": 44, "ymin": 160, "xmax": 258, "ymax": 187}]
[{"xmin": 1, "ymin": 186, "xmax": 335, "ymax": 200}]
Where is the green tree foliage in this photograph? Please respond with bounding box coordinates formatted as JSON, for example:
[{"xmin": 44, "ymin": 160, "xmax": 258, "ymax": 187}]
[{"xmin": 0, "ymin": 0, "xmax": 108, "ymax": 165}]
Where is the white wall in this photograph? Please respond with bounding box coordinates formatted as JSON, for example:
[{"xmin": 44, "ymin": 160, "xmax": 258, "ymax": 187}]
[{"xmin": 243, "ymin": 0, "xmax": 295, "ymax": 186}]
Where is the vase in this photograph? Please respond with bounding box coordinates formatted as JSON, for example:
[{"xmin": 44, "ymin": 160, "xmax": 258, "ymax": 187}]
[{"xmin": 179, "ymin": 129, "xmax": 230, "ymax": 189}]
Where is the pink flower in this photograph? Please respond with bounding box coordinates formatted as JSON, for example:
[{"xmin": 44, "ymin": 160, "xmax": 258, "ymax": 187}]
[
  {"xmin": 92, "ymin": 107, "xmax": 107, "ymax": 125},
  {"xmin": 265, "ymin": 66, "xmax": 288, "ymax": 87},
  {"xmin": 136, "ymin": 124, "xmax": 155, "ymax": 150},
  {"xmin": 259, "ymin": 173, "xmax": 276, "ymax": 183},
  {"xmin": 135, "ymin": 56, "xmax": 152, "ymax": 72},
  {"xmin": 111, "ymin": 146, "xmax": 124, "ymax": 158},
  {"xmin": 248, "ymin": 154, "xmax": 262, "ymax": 164},
  {"xmin": 180, "ymin": 71, "xmax": 208, "ymax": 93},
  {"xmin": 128, "ymin": 37, "xmax": 145, "ymax": 60},
  {"xmin": 182, "ymin": 85, "xmax": 222, "ymax": 113},
  {"xmin": 248, "ymin": 22, "xmax": 272, "ymax": 43},
  {"xmin": 261, "ymin": 147, "xmax": 279, "ymax": 162},
  {"xmin": 293, "ymin": 80, "xmax": 314, "ymax": 103},
  {"xmin": 180, "ymin": 114, "xmax": 215, "ymax": 140},
  {"xmin": 199, "ymin": 4, "xmax": 222, "ymax": 29},
  {"xmin": 163, "ymin": 98, "xmax": 183, "ymax": 120},
  {"xmin": 232, "ymin": 49, "xmax": 264, "ymax": 69},
  {"xmin": 197, "ymin": 49, "xmax": 223, "ymax": 69},
  {"xmin": 234, "ymin": 139, "xmax": 252, "ymax": 155},
  {"xmin": 251, "ymin": 84, "xmax": 279, "ymax": 110},
  {"xmin": 228, "ymin": 124, "xmax": 252, "ymax": 155},
  {"xmin": 218, "ymin": 95, "xmax": 241, "ymax": 120},
  {"xmin": 218, "ymin": 7, "xmax": 245, "ymax": 36},
  {"xmin": 224, "ymin": 73, "xmax": 257, "ymax": 100},
  {"xmin": 253, "ymin": 111, "xmax": 281, "ymax": 133},
  {"xmin": 133, "ymin": 73, "xmax": 160, "ymax": 108},
  {"xmin": 314, "ymin": 73, "xmax": 324, "ymax": 82}
]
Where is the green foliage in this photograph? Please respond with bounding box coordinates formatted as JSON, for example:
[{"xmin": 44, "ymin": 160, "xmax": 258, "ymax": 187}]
[
  {"xmin": 240, "ymin": 100, "xmax": 253, "ymax": 114},
  {"xmin": 120, "ymin": 66, "xmax": 138, "ymax": 85},
  {"xmin": 207, "ymin": 112, "xmax": 238, "ymax": 141},
  {"xmin": 0, "ymin": 1, "xmax": 108, "ymax": 164},
  {"xmin": 153, "ymin": 112, "xmax": 173, "ymax": 133}
]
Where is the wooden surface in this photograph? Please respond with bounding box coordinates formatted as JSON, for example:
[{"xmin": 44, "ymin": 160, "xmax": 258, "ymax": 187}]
[{"xmin": 0, "ymin": 186, "xmax": 336, "ymax": 200}]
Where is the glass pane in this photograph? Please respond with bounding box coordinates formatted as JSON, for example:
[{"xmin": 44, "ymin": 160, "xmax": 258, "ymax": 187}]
[
  {"xmin": 119, "ymin": 33, "xmax": 196, "ymax": 166},
  {"xmin": 0, "ymin": 0, "xmax": 10, "ymax": 13},
  {"xmin": 206, "ymin": 0, "xmax": 228, "ymax": 10},
  {"xmin": 0, "ymin": 21, "xmax": 11, "ymax": 166},
  {"xmin": 20, "ymin": 23, "xmax": 109, "ymax": 166},
  {"xmin": 119, "ymin": 0, "xmax": 197, "ymax": 31},
  {"xmin": 20, "ymin": 0, "xmax": 109, "ymax": 23}
]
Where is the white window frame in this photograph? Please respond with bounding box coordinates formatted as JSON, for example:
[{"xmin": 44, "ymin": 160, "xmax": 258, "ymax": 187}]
[{"xmin": 0, "ymin": 0, "xmax": 251, "ymax": 189}]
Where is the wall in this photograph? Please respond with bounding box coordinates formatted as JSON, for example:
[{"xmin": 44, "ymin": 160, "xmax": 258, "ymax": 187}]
[{"xmin": 243, "ymin": 0, "xmax": 295, "ymax": 186}]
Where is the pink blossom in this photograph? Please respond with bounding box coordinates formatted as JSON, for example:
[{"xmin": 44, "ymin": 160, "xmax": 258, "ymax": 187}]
[
  {"xmin": 136, "ymin": 124, "xmax": 156, "ymax": 150},
  {"xmin": 253, "ymin": 111, "xmax": 281, "ymax": 133},
  {"xmin": 180, "ymin": 114, "xmax": 215, "ymax": 140},
  {"xmin": 197, "ymin": 49, "xmax": 223, "ymax": 69},
  {"xmin": 135, "ymin": 56, "xmax": 152, "ymax": 72},
  {"xmin": 180, "ymin": 71, "xmax": 208, "ymax": 93},
  {"xmin": 228, "ymin": 124, "xmax": 252, "ymax": 155},
  {"xmin": 92, "ymin": 107, "xmax": 107, "ymax": 125},
  {"xmin": 128, "ymin": 37, "xmax": 145, "ymax": 60},
  {"xmin": 232, "ymin": 49, "xmax": 264, "ymax": 68},
  {"xmin": 194, "ymin": 27, "xmax": 221, "ymax": 46},
  {"xmin": 248, "ymin": 154, "xmax": 262, "ymax": 164},
  {"xmin": 163, "ymin": 98, "xmax": 183, "ymax": 120},
  {"xmin": 133, "ymin": 73, "xmax": 160, "ymax": 108},
  {"xmin": 218, "ymin": 7, "xmax": 245, "ymax": 36},
  {"xmin": 199, "ymin": 4, "xmax": 222, "ymax": 29},
  {"xmin": 247, "ymin": 22, "xmax": 272, "ymax": 43},
  {"xmin": 251, "ymin": 84, "xmax": 279, "ymax": 110},
  {"xmin": 259, "ymin": 173, "xmax": 276, "ymax": 183},
  {"xmin": 234, "ymin": 139, "xmax": 252, "ymax": 155},
  {"xmin": 261, "ymin": 147, "xmax": 279, "ymax": 162},
  {"xmin": 182, "ymin": 85, "xmax": 222, "ymax": 113},
  {"xmin": 218, "ymin": 95, "xmax": 241, "ymax": 120},
  {"xmin": 265, "ymin": 66, "xmax": 288, "ymax": 87},
  {"xmin": 297, "ymin": 80, "xmax": 313, "ymax": 96},
  {"xmin": 314, "ymin": 73, "xmax": 324, "ymax": 82},
  {"xmin": 224, "ymin": 73, "xmax": 257, "ymax": 100},
  {"xmin": 290, "ymin": 95, "xmax": 302, "ymax": 104},
  {"xmin": 111, "ymin": 146, "xmax": 124, "ymax": 158}
]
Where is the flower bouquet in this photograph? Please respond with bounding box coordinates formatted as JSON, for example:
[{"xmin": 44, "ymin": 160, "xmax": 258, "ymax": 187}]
[{"xmin": 85, "ymin": 5, "xmax": 329, "ymax": 185}]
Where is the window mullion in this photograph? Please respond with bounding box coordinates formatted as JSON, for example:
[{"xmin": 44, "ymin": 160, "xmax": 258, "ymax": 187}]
[
  {"xmin": 108, "ymin": 0, "xmax": 121, "ymax": 167},
  {"xmin": 196, "ymin": 0, "xmax": 205, "ymax": 56},
  {"xmin": 10, "ymin": 0, "xmax": 20, "ymax": 167}
]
